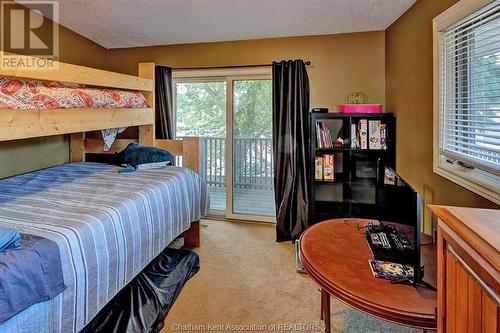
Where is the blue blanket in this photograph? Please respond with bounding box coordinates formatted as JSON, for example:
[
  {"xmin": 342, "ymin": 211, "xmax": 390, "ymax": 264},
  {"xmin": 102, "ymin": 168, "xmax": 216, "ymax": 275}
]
[
  {"xmin": 0, "ymin": 233, "xmax": 65, "ymax": 323},
  {"xmin": 0, "ymin": 226, "xmax": 21, "ymax": 252}
]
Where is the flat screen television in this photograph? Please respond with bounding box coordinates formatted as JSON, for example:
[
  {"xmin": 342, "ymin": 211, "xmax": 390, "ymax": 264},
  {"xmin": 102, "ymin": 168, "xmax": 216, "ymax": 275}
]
[{"xmin": 371, "ymin": 166, "xmax": 434, "ymax": 289}]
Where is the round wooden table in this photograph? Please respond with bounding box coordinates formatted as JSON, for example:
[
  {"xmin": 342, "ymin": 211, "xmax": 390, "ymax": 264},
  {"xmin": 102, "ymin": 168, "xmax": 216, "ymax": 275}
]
[{"xmin": 300, "ymin": 219, "xmax": 437, "ymax": 332}]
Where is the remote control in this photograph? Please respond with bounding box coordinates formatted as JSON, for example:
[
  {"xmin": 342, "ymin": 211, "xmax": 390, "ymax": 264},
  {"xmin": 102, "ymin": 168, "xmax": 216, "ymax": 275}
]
[
  {"xmin": 370, "ymin": 233, "xmax": 382, "ymax": 245},
  {"xmin": 378, "ymin": 232, "xmax": 391, "ymax": 249},
  {"xmin": 390, "ymin": 234, "xmax": 404, "ymax": 251},
  {"xmin": 399, "ymin": 235, "xmax": 413, "ymax": 250}
]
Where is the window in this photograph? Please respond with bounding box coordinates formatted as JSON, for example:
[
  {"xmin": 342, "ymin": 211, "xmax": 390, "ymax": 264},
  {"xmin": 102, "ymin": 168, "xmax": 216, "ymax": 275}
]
[{"xmin": 434, "ymin": 0, "xmax": 500, "ymax": 204}]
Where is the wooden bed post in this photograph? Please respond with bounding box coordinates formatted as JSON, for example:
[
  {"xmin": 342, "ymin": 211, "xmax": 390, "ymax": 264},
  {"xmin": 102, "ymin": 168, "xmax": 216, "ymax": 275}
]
[
  {"xmin": 181, "ymin": 137, "xmax": 201, "ymax": 174},
  {"xmin": 70, "ymin": 132, "xmax": 85, "ymax": 162},
  {"xmin": 183, "ymin": 220, "xmax": 200, "ymax": 248},
  {"xmin": 138, "ymin": 62, "xmax": 155, "ymax": 146},
  {"xmin": 154, "ymin": 137, "xmax": 201, "ymax": 174},
  {"xmin": 182, "ymin": 137, "xmax": 201, "ymax": 247}
]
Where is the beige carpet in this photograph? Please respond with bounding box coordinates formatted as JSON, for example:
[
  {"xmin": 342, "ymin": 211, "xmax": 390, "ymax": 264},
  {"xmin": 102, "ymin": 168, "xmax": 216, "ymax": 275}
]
[{"xmin": 163, "ymin": 220, "xmax": 419, "ymax": 333}]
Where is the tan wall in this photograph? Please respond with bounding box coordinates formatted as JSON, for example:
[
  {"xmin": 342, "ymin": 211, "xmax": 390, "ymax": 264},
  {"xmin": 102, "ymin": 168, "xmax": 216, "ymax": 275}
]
[
  {"xmin": 107, "ymin": 32, "xmax": 386, "ymax": 110},
  {"xmin": 385, "ymin": 0, "xmax": 498, "ymax": 230},
  {"xmin": 0, "ymin": 3, "xmax": 108, "ymax": 179}
]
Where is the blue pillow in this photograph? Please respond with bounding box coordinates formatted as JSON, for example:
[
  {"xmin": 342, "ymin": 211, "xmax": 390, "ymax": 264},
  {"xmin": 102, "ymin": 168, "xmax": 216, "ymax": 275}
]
[{"xmin": 112, "ymin": 143, "xmax": 174, "ymax": 173}]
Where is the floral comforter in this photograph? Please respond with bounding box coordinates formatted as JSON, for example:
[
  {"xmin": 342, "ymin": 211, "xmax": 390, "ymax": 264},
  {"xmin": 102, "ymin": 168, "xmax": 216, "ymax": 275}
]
[{"xmin": 0, "ymin": 76, "xmax": 149, "ymax": 109}]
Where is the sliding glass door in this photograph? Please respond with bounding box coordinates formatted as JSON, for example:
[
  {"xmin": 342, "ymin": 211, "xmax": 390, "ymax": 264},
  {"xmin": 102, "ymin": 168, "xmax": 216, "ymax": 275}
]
[
  {"xmin": 174, "ymin": 70, "xmax": 275, "ymax": 222},
  {"xmin": 227, "ymin": 78, "xmax": 275, "ymax": 220}
]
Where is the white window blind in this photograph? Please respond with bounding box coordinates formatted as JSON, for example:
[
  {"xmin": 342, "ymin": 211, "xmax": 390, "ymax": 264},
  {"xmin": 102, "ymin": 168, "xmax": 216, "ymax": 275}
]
[{"xmin": 440, "ymin": 1, "xmax": 500, "ymax": 176}]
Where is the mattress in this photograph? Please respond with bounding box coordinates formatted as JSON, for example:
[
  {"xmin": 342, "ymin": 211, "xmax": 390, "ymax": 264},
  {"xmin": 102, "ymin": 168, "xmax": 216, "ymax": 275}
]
[
  {"xmin": 0, "ymin": 76, "xmax": 148, "ymax": 109},
  {"xmin": 0, "ymin": 163, "xmax": 208, "ymax": 333}
]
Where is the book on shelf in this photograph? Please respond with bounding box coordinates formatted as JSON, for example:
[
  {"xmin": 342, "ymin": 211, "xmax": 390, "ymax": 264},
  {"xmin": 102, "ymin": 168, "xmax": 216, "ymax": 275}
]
[
  {"xmin": 315, "ymin": 156, "xmax": 323, "ymax": 181},
  {"xmin": 315, "ymin": 122, "xmax": 334, "ymax": 148},
  {"xmin": 351, "ymin": 123, "xmax": 357, "ymax": 149},
  {"xmin": 368, "ymin": 120, "xmax": 381, "ymax": 149},
  {"xmin": 380, "ymin": 124, "xmax": 387, "ymax": 150},
  {"xmin": 359, "ymin": 119, "xmax": 368, "ymax": 150},
  {"xmin": 314, "ymin": 154, "xmax": 334, "ymax": 181},
  {"xmin": 323, "ymin": 154, "xmax": 334, "ymax": 181}
]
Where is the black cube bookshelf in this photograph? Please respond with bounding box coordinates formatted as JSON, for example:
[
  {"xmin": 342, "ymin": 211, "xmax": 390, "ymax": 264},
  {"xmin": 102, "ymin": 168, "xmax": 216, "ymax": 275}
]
[{"xmin": 310, "ymin": 112, "xmax": 396, "ymax": 222}]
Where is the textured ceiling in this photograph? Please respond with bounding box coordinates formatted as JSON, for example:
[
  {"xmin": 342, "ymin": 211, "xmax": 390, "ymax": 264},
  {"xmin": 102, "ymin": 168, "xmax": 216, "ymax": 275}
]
[{"xmin": 24, "ymin": 0, "xmax": 416, "ymax": 49}]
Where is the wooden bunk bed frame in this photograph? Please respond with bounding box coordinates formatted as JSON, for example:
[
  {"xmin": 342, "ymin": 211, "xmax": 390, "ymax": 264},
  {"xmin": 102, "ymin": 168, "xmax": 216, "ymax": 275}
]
[{"xmin": 0, "ymin": 53, "xmax": 200, "ymax": 247}]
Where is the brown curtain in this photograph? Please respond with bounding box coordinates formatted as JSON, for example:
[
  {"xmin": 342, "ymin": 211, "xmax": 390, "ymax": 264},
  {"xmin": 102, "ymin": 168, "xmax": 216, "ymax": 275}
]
[
  {"xmin": 272, "ymin": 60, "xmax": 311, "ymax": 242},
  {"xmin": 155, "ymin": 66, "xmax": 174, "ymax": 139}
]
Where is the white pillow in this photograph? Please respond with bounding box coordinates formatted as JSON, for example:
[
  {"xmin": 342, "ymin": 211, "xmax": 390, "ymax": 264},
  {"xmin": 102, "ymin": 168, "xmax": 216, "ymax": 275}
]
[{"xmin": 136, "ymin": 161, "xmax": 171, "ymax": 171}]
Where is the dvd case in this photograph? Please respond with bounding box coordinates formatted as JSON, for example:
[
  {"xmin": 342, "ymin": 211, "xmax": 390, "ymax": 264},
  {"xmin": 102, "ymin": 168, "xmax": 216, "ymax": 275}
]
[
  {"xmin": 323, "ymin": 154, "xmax": 334, "ymax": 181},
  {"xmin": 368, "ymin": 259, "xmax": 414, "ymax": 281},
  {"xmin": 315, "ymin": 156, "xmax": 323, "ymax": 181}
]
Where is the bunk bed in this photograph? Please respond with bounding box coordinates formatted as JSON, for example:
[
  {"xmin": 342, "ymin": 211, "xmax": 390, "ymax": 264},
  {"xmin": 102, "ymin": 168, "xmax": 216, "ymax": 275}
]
[{"xmin": 0, "ymin": 53, "xmax": 206, "ymax": 332}]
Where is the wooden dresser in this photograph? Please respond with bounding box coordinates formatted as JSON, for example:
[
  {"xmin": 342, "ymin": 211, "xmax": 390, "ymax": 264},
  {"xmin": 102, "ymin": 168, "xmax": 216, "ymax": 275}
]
[{"xmin": 430, "ymin": 205, "xmax": 499, "ymax": 332}]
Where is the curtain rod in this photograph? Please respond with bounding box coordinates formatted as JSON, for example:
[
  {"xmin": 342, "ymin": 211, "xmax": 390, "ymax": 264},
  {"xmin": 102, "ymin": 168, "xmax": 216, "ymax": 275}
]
[{"xmin": 172, "ymin": 61, "xmax": 311, "ymax": 70}]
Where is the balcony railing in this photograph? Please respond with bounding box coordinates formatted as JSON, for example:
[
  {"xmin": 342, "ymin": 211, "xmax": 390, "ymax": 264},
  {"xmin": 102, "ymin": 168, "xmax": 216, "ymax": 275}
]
[{"xmin": 199, "ymin": 137, "xmax": 274, "ymax": 191}]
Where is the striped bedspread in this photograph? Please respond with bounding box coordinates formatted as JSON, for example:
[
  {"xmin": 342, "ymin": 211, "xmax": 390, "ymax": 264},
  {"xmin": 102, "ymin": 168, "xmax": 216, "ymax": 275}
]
[{"xmin": 0, "ymin": 163, "xmax": 208, "ymax": 333}]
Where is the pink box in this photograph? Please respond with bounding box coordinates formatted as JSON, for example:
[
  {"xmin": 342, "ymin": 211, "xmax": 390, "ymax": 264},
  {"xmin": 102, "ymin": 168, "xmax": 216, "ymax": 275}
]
[{"xmin": 339, "ymin": 104, "xmax": 383, "ymax": 114}]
